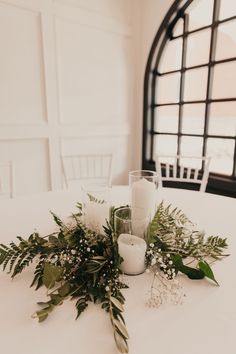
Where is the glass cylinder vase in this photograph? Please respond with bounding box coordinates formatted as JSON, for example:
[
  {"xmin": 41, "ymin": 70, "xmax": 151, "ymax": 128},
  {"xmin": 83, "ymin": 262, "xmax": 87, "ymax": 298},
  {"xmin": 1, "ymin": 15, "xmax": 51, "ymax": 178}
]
[
  {"xmin": 81, "ymin": 183, "xmax": 111, "ymax": 235},
  {"xmin": 114, "ymin": 206, "xmax": 147, "ymax": 275},
  {"xmin": 129, "ymin": 170, "xmax": 158, "ymax": 238}
]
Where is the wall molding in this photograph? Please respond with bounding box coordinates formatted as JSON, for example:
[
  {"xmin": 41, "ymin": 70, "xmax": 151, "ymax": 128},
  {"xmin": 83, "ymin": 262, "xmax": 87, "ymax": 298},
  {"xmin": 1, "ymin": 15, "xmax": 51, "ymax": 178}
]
[{"xmin": 0, "ymin": 0, "xmax": 135, "ymax": 195}]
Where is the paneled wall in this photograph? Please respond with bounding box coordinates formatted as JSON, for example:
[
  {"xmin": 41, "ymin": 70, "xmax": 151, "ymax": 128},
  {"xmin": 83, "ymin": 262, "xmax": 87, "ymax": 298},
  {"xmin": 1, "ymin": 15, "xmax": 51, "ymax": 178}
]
[{"xmin": 0, "ymin": 0, "xmax": 135, "ymax": 196}]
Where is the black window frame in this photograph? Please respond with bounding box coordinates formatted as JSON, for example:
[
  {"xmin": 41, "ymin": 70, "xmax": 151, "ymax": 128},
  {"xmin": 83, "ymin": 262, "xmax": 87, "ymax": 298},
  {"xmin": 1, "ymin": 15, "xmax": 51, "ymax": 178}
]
[{"xmin": 142, "ymin": 0, "xmax": 236, "ymax": 198}]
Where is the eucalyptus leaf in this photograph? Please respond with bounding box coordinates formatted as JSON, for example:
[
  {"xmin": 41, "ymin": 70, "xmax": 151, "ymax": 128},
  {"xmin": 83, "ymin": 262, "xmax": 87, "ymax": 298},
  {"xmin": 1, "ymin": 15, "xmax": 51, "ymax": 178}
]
[
  {"xmin": 50, "ymin": 294, "xmax": 63, "ymax": 306},
  {"xmin": 58, "ymin": 282, "xmax": 71, "ymax": 297},
  {"xmin": 36, "ymin": 309, "xmax": 50, "ymax": 322},
  {"xmin": 42, "ymin": 262, "xmax": 63, "ymax": 289}
]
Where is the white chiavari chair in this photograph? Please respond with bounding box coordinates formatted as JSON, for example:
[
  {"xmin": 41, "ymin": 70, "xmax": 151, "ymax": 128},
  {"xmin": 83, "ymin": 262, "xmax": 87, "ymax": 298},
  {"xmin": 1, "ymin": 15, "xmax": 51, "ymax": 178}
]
[
  {"xmin": 155, "ymin": 155, "xmax": 211, "ymax": 192},
  {"xmin": 61, "ymin": 154, "xmax": 113, "ymax": 189}
]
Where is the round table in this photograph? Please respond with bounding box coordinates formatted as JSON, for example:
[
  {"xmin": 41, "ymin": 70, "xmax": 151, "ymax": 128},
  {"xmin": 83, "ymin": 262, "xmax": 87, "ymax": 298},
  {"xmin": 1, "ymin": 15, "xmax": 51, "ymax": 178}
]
[{"xmin": 0, "ymin": 187, "xmax": 235, "ymax": 354}]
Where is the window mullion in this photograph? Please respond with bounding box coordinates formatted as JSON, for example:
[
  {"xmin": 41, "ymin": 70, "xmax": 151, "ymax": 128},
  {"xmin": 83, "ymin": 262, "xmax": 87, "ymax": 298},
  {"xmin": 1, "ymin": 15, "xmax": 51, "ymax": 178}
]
[
  {"xmin": 177, "ymin": 14, "xmax": 189, "ymax": 156},
  {"xmin": 202, "ymin": 0, "xmax": 220, "ymax": 163},
  {"xmin": 233, "ymin": 138, "xmax": 236, "ymax": 178}
]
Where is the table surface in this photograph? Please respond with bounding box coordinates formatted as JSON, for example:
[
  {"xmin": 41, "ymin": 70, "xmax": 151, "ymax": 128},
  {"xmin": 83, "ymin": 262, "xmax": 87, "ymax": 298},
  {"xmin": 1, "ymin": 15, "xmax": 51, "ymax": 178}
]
[{"xmin": 0, "ymin": 187, "xmax": 236, "ymax": 354}]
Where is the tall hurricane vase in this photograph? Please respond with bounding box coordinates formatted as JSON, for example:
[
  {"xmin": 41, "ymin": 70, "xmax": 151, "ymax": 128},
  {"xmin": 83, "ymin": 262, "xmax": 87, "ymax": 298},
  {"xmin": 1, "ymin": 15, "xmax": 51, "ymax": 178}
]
[{"xmin": 129, "ymin": 170, "xmax": 158, "ymax": 238}]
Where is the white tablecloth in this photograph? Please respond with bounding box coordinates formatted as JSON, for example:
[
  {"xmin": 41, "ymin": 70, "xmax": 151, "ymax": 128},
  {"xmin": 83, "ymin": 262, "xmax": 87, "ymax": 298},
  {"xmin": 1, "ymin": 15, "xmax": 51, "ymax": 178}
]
[{"xmin": 0, "ymin": 187, "xmax": 236, "ymax": 354}]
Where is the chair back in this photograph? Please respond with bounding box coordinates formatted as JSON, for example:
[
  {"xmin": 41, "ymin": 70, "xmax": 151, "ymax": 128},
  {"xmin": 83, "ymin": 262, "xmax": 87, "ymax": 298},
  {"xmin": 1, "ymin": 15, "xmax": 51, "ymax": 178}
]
[
  {"xmin": 155, "ymin": 155, "xmax": 211, "ymax": 192},
  {"xmin": 61, "ymin": 154, "xmax": 113, "ymax": 189},
  {"xmin": 0, "ymin": 161, "xmax": 14, "ymax": 199}
]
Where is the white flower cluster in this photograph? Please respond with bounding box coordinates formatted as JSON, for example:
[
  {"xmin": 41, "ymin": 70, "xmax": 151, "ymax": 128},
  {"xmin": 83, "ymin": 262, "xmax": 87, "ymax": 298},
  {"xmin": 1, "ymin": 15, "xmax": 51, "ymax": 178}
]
[
  {"xmin": 146, "ymin": 272, "xmax": 185, "ymax": 308},
  {"xmin": 146, "ymin": 244, "xmax": 176, "ymax": 280}
]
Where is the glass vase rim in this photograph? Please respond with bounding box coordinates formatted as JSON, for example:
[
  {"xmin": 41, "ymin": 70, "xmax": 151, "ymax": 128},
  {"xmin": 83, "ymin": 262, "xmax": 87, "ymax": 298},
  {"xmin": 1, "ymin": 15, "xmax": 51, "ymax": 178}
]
[
  {"xmin": 114, "ymin": 206, "xmax": 150, "ymax": 222},
  {"xmin": 129, "ymin": 169, "xmax": 158, "ymax": 177},
  {"xmin": 114, "ymin": 206, "xmax": 132, "ymax": 222}
]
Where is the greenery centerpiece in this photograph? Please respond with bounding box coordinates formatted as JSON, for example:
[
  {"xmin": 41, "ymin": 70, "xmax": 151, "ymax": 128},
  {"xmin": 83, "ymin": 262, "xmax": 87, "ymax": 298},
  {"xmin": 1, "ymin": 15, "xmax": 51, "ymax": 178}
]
[{"xmin": 0, "ymin": 201, "xmax": 229, "ymax": 353}]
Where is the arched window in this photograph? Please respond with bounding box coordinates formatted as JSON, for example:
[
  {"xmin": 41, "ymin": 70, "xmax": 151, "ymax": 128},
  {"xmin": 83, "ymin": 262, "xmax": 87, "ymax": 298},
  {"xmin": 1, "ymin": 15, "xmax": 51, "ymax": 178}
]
[{"xmin": 142, "ymin": 0, "xmax": 236, "ymax": 197}]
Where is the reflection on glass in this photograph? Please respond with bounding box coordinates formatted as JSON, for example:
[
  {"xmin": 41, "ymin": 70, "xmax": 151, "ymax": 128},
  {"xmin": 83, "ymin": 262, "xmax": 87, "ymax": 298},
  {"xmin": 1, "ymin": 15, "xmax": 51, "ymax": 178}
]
[
  {"xmin": 180, "ymin": 136, "xmax": 203, "ymax": 157},
  {"xmin": 154, "ymin": 106, "xmax": 179, "ymax": 133},
  {"xmin": 216, "ymin": 21, "xmax": 236, "ymax": 60},
  {"xmin": 156, "ymin": 73, "xmax": 180, "ymax": 103},
  {"xmin": 219, "ymin": 0, "xmax": 236, "ymax": 20},
  {"xmin": 186, "ymin": 0, "xmax": 214, "ymax": 31},
  {"xmin": 184, "ymin": 68, "xmax": 208, "ymax": 101},
  {"xmin": 212, "ymin": 62, "xmax": 236, "ymax": 98},
  {"xmin": 208, "ymin": 102, "xmax": 236, "ymax": 136},
  {"xmin": 206, "ymin": 138, "xmax": 234, "ymax": 175},
  {"xmin": 186, "ymin": 29, "xmax": 211, "ymax": 67},
  {"xmin": 159, "ymin": 38, "xmax": 182, "ymax": 73},
  {"xmin": 155, "ymin": 135, "xmax": 178, "ymax": 156},
  {"xmin": 182, "ymin": 104, "xmax": 205, "ymax": 134}
]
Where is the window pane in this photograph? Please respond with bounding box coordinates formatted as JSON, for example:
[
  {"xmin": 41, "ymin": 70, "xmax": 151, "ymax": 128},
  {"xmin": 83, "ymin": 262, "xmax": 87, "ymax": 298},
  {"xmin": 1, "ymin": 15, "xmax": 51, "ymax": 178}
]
[
  {"xmin": 206, "ymin": 138, "xmax": 234, "ymax": 175},
  {"xmin": 156, "ymin": 73, "xmax": 180, "ymax": 103},
  {"xmin": 159, "ymin": 39, "xmax": 182, "ymax": 73},
  {"xmin": 182, "ymin": 104, "xmax": 205, "ymax": 134},
  {"xmin": 180, "ymin": 136, "xmax": 203, "ymax": 156},
  {"xmin": 154, "ymin": 106, "xmax": 179, "ymax": 133},
  {"xmin": 212, "ymin": 62, "xmax": 236, "ymax": 99},
  {"xmin": 219, "ymin": 0, "xmax": 236, "ymax": 20},
  {"xmin": 186, "ymin": 29, "xmax": 211, "ymax": 67},
  {"xmin": 184, "ymin": 67, "xmax": 208, "ymax": 101},
  {"xmin": 187, "ymin": 0, "xmax": 214, "ymax": 31},
  {"xmin": 208, "ymin": 102, "xmax": 236, "ymax": 136},
  {"xmin": 155, "ymin": 135, "xmax": 178, "ymax": 156},
  {"xmin": 216, "ymin": 21, "xmax": 236, "ymax": 61},
  {"xmin": 145, "ymin": 133, "xmax": 152, "ymax": 160},
  {"xmin": 172, "ymin": 18, "xmax": 183, "ymax": 37},
  {"xmin": 179, "ymin": 156, "xmax": 202, "ymax": 169}
]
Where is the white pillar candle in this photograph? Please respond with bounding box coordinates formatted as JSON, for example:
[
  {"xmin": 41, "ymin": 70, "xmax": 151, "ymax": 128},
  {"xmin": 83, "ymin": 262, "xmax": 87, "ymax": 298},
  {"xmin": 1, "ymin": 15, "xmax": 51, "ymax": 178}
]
[
  {"xmin": 131, "ymin": 178, "xmax": 156, "ymax": 237},
  {"xmin": 118, "ymin": 233, "xmax": 147, "ymax": 275},
  {"xmin": 84, "ymin": 202, "xmax": 109, "ymax": 234}
]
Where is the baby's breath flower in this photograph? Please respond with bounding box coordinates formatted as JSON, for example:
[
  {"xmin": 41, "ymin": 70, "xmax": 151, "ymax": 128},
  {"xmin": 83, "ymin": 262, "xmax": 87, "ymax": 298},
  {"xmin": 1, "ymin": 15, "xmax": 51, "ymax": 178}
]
[{"xmin": 151, "ymin": 258, "xmax": 157, "ymax": 266}]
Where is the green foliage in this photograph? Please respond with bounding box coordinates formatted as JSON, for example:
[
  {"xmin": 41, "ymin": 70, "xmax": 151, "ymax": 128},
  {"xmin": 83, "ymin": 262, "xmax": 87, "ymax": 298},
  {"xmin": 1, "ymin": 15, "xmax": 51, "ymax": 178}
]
[
  {"xmin": 0, "ymin": 208, "xmax": 128, "ymax": 354},
  {"xmin": 87, "ymin": 193, "xmax": 105, "ymax": 204},
  {"xmin": 146, "ymin": 202, "xmax": 229, "ymax": 285},
  {"xmin": 198, "ymin": 260, "xmax": 219, "ymax": 286},
  {"xmin": 0, "ymin": 200, "xmax": 229, "ymax": 352}
]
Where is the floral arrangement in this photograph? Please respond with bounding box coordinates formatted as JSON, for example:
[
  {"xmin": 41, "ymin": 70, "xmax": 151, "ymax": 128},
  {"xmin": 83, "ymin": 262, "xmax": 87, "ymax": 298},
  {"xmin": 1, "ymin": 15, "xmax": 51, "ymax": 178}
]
[{"xmin": 0, "ymin": 202, "xmax": 228, "ymax": 354}]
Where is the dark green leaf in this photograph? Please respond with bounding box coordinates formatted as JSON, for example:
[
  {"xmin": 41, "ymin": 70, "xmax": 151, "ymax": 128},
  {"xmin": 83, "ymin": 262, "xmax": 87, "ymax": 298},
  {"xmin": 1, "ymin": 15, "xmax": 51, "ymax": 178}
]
[
  {"xmin": 173, "ymin": 255, "xmax": 205, "ymax": 280},
  {"xmin": 198, "ymin": 260, "xmax": 219, "ymax": 286}
]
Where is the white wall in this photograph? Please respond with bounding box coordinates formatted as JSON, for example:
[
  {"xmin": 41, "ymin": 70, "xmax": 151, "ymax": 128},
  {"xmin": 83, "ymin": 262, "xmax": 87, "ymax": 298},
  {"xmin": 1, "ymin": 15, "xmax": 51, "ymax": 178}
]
[
  {"xmin": 0, "ymin": 0, "xmax": 136, "ymax": 196},
  {"xmin": 131, "ymin": 0, "xmax": 174, "ymax": 170}
]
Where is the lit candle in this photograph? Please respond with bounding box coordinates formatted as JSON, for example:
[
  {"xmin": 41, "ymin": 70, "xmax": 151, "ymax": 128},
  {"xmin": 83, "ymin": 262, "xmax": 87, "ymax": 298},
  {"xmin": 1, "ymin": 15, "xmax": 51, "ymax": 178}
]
[
  {"xmin": 117, "ymin": 233, "xmax": 147, "ymax": 275},
  {"xmin": 131, "ymin": 178, "xmax": 156, "ymax": 237},
  {"xmin": 84, "ymin": 202, "xmax": 110, "ymax": 234}
]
